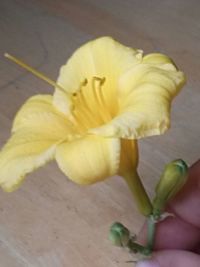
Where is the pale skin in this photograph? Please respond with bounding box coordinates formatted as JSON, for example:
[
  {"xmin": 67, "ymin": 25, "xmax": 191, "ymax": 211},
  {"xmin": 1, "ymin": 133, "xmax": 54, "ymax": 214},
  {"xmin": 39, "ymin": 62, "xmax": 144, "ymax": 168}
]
[{"xmin": 137, "ymin": 160, "xmax": 200, "ymax": 267}]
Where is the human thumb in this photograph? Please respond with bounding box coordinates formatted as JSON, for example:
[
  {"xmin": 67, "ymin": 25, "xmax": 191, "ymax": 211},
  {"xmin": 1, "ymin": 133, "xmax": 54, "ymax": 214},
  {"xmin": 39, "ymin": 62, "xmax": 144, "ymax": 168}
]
[{"xmin": 135, "ymin": 250, "xmax": 200, "ymax": 267}]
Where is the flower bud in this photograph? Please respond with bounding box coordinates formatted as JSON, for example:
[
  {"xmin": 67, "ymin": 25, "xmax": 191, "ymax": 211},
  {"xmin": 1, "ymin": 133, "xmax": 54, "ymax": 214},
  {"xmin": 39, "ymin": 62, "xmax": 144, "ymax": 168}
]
[
  {"xmin": 109, "ymin": 222, "xmax": 130, "ymax": 247},
  {"xmin": 153, "ymin": 159, "xmax": 188, "ymax": 216}
]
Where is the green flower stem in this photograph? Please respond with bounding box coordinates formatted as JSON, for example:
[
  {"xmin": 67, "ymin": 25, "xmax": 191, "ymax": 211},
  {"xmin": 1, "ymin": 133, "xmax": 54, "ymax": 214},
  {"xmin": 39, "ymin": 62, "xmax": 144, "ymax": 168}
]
[
  {"xmin": 123, "ymin": 172, "xmax": 153, "ymax": 216},
  {"xmin": 147, "ymin": 215, "xmax": 156, "ymax": 251},
  {"xmin": 128, "ymin": 240, "xmax": 151, "ymax": 256},
  {"xmin": 128, "ymin": 216, "xmax": 156, "ymax": 255}
]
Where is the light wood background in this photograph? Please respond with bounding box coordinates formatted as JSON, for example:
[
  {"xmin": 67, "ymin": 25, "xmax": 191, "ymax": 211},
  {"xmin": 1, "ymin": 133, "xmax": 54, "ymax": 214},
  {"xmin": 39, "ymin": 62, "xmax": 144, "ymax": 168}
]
[{"xmin": 0, "ymin": 0, "xmax": 200, "ymax": 266}]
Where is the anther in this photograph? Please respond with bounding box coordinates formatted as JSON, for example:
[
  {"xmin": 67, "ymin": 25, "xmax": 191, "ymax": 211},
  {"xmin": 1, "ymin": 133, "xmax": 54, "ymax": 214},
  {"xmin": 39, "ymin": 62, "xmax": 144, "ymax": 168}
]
[
  {"xmin": 100, "ymin": 77, "xmax": 106, "ymax": 86},
  {"xmin": 72, "ymin": 78, "xmax": 88, "ymax": 97},
  {"xmin": 92, "ymin": 76, "xmax": 106, "ymax": 90},
  {"xmin": 82, "ymin": 78, "xmax": 88, "ymax": 86}
]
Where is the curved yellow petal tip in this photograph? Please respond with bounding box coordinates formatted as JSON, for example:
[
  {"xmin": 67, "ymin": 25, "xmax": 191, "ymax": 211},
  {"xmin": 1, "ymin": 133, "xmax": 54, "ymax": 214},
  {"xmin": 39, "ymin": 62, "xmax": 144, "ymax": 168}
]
[
  {"xmin": 0, "ymin": 139, "xmax": 56, "ymax": 192},
  {"xmin": 1, "ymin": 176, "xmax": 25, "ymax": 192}
]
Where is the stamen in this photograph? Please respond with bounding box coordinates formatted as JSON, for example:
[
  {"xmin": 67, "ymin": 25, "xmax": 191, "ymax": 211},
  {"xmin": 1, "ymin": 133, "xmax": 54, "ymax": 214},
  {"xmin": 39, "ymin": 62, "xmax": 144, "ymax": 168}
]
[
  {"xmin": 91, "ymin": 76, "xmax": 112, "ymax": 122},
  {"xmin": 71, "ymin": 78, "xmax": 96, "ymax": 128},
  {"xmin": 72, "ymin": 78, "xmax": 88, "ymax": 97},
  {"xmin": 4, "ymin": 53, "xmax": 66, "ymax": 93},
  {"xmin": 92, "ymin": 76, "xmax": 106, "ymax": 105},
  {"xmin": 92, "ymin": 76, "xmax": 106, "ymax": 90},
  {"xmin": 73, "ymin": 76, "xmax": 110, "ymax": 129},
  {"xmin": 79, "ymin": 87, "xmax": 88, "ymax": 107}
]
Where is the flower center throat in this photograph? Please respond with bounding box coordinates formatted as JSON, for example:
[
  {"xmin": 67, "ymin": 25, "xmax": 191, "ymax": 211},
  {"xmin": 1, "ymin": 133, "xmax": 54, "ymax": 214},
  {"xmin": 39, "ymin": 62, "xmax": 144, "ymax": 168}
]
[{"xmin": 71, "ymin": 76, "xmax": 113, "ymax": 132}]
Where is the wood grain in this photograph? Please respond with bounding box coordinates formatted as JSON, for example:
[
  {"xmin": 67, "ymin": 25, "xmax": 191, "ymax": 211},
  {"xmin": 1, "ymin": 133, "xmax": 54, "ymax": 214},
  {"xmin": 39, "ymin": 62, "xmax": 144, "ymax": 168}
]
[{"xmin": 0, "ymin": 0, "xmax": 200, "ymax": 266}]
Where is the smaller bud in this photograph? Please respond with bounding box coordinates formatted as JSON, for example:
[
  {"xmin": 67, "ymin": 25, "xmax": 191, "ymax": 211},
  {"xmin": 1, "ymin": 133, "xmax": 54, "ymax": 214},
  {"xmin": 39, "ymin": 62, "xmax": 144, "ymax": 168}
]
[
  {"xmin": 153, "ymin": 159, "xmax": 188, "ymax": 216},
  {"xmin": 109, "ymin": 222, "xmax": 130, "ymax": 247}
]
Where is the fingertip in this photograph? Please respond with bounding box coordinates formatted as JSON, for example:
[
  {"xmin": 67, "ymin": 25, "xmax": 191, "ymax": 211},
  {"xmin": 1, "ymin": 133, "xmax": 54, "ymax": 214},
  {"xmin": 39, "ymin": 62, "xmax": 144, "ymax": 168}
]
[
  {"xmin": 146, "ymin": 250, "xmax": 200, "ymax": 267},
  {"xmin": 168, "ymin": 160, "xmax": 200, "ymax": 227},
  {"xmin": 136, "ymin": 259, "xmax": 160, "ymax": 267}
]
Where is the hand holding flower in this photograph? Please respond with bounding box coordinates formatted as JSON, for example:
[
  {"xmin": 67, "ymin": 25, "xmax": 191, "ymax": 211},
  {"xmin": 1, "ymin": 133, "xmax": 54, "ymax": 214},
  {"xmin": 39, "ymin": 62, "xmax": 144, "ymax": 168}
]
[{"xmin": 136, "ymin": 160, "xmax": 200, "ymax": 267}]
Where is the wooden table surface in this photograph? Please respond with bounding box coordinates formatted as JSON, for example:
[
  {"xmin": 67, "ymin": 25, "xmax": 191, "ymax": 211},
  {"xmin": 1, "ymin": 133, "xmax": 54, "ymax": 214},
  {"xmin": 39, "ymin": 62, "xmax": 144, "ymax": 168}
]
[{"xmin": 0, "ymin": 0, "xmax": 200, "ymax": 266}]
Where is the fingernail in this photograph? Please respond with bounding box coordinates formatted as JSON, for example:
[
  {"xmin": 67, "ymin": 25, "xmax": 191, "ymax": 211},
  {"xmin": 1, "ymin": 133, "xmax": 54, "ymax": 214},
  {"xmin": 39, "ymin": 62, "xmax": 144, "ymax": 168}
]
[{"xmin": 136, "ymin": 259, "xmax": 160, "ymax": 267}]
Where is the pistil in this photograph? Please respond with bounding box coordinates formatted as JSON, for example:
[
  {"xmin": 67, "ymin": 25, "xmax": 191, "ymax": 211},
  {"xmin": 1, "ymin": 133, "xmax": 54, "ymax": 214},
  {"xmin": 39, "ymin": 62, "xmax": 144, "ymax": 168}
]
[{"xmin": 4, "ymin": 53, "xmax": 66, "ymax": 93}]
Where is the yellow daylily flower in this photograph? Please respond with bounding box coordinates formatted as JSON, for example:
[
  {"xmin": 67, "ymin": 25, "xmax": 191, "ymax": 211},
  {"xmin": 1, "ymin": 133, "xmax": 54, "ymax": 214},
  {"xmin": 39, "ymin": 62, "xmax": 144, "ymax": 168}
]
[{"xmin": 0, "ymin": 37, "xmax": 185, "ymax": 210}]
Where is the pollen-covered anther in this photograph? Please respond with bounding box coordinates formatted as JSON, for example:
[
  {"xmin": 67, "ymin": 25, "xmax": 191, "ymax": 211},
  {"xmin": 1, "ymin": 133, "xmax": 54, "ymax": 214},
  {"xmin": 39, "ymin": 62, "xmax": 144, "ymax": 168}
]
[
  {"xmin": 92, "ymin": 76, "xmax": 106, "ymax": 89},
  {"xmin": 72, "ymin": 78, "xmax": 88, "ymax": 97},
  {"xmin": 82, "ymin": 78, "xmax": 88, "ymax": 86}
]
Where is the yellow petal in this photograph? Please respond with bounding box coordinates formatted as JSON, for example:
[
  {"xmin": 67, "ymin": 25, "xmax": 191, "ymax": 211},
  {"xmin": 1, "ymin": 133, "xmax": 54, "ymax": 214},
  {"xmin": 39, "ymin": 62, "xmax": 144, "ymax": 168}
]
[
  {"xmin": 56, "ymin": 135, "xmax": 120, "ymax": 184},
  {"xmin": 142, "ymin": 53, "xmax": 177, "ymax": 68},
  {"xmin": 53, "ymin": 36, "xmax": 143, "ymax": 115},
  {"xmin": 0, "ymin": 130, "xmax": 56, "ymax": 192},
  {"xmin": 0, "ymin": 95, "xmax": 77, "ymax": 192},
  {"xmin": 13, "ymin": 94, "xmax": 76, "ymax": 139},
  {"xmin": 89, "ymin": 54, "xmax": 186, "ymax": 139}
]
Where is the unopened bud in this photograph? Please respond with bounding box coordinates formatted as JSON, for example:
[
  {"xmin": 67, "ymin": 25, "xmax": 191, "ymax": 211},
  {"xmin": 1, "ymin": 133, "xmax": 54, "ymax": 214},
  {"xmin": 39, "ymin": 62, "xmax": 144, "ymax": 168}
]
[
  {"xmin": 153, "ymin": 159, "xmax": 188, "ymax": 216},
  {"xmin": 109, "ymin": 222, "xmax": 130, "ymax": 247}
]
